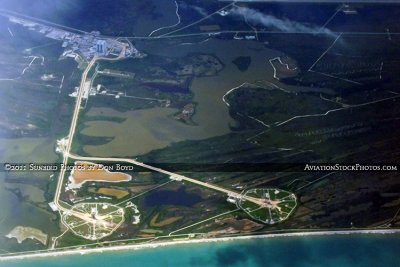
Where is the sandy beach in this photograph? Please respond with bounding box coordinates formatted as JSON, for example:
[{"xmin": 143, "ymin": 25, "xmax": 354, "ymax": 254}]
[{"xmin": 1, "ymin": 229, "xmax": 399, "ymax": 261}]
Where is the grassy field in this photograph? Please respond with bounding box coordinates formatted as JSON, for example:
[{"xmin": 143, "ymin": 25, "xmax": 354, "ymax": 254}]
[
  {"xmin": 238, "ymin": 188, "xmax": 297, "ymax": 224},
  {"xmin": 88, "ymin": 187, "xmax": 130, "ymax": 199},
  {"xmin": 150, "ymin": 213, "xmax": 182, "ymax": 227}
]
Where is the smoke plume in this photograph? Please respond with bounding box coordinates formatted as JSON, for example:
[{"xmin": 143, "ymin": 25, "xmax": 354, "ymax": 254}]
[{"xmin": 231, "ymin": 6, "xmax": 335, "ymax": 36}]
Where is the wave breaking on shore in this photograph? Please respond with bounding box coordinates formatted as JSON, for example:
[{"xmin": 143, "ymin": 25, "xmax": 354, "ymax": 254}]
[{"xmin": 1, "ymin": 229, "xmax": 399, "ymax": 261}]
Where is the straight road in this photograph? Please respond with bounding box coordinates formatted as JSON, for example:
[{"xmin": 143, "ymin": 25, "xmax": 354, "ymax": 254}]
[
  {"xmin": 54, "ymin": 50, "xmax": 127, "ymax": 211},
  {"xmin": 67, "ymin": 153, "xmax": 270, "ymax": 207},
  {"xmin": 54, "ymin": 56, "xmax": 98, "ymax": 211}
]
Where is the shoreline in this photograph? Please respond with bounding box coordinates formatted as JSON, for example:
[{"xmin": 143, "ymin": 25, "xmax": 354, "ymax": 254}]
[{"xmin": 1, "ymin": 229, "xmax": 399, "ymax": 261}]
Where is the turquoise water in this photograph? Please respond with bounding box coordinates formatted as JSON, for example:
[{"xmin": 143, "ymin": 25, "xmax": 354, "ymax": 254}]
[{"xmin": 1, "ymin": 234, "xmax": 399, "ymax": 267}]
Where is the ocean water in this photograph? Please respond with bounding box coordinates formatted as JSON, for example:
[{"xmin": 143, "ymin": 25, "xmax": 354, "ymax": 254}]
[{"xmin": 1, "ymin": 234, "xmax": 399, "ymax": 267}]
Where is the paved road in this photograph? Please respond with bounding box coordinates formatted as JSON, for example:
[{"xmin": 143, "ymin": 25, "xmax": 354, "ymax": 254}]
[
  {"xmin": 67, "ymin": 154, "xmax": 269, "ymax": 207},
  {"xmin": 54, "ymin": 50, "xmax": 128, "ymax": 211},
  {"xmin": 52, "ymin": 44, "xmax": 267, "ymax": 229},
  {"xmin": 54, "ymin": 56, "xmax": 98, "ymax": 212}
]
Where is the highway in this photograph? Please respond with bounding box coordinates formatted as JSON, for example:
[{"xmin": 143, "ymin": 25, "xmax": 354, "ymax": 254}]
[
  {"xmin": 53, "ymin": 54, "xmax": 268, "ymax": 213},
  {"xmin": 54, "ymin": 49, "xmax": 128, "ymax": 212},
  {"xmin": 52, "ymin": 43, "xmax": 268, "ymax": 231},
  {"xmin": 66, "ymin": 153, "xmax": 270, "ymax": 207},
  {"xmin": 54, "ymin": 56, "xmax": 98, "ymax": 212}
]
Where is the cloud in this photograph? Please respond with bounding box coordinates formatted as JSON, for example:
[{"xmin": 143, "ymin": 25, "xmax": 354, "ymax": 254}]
[
  {"xmin": 230, "ymin": 6, "xmax": 335, "ymax": 36},
  {"xmin": 191, "ymin": 5, "xmax": 208, "ymax": 17},
  {"xmin": 0, "ymin": 0, "xmax": 80, "ymax": 17},
  {"xmin": 180, "ymin": 2, "xmax": 209, "ymax": 17}
]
